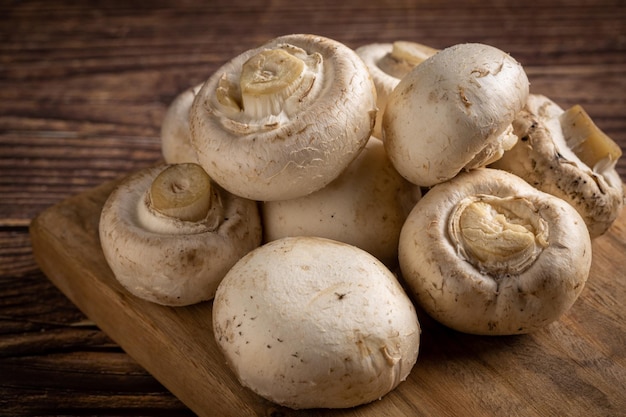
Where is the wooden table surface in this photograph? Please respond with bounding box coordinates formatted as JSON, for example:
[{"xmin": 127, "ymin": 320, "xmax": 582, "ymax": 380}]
[{"xmin": 1, "ymin": 1, "xmax": 625, "ymax": 416}]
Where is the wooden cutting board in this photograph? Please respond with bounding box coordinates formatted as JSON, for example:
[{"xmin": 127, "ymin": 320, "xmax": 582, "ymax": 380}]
[{"xmin": 29, "ymin": 176, "xmax": 626, "ymax": 417}]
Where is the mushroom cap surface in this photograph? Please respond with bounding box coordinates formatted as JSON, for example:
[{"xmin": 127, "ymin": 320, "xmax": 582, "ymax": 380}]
[
  {"xmin": 262, "ymin": 137, "xmax": 421, "ymax": 266},
  {"xmin": 356, "ymin": 42, "xmax": 436, "ymax": 139},
  {"xmin": 383, "ymin": 43, "xmax": 529, "ymax": 187},
  {"xmin": 213, "ymin": 236, "xmax": 421, "ymax": 409},
  {"xmin": 490, "ymin": 94, "xmax": 624, "ymax": 238},
  {"xmin": 99, "ymin": 164, "xmax": 262, "ymax": 306},
  {"xmin": 161, "ymin": 83, "xmax": 203, "ymax": 164},
  {"xmin": 190, "ymin": 34, "xmax": 377, "ymax": 201},
  {"xmin": 399, "ymin": 168, "xmax": 591, "ymax": 335}
]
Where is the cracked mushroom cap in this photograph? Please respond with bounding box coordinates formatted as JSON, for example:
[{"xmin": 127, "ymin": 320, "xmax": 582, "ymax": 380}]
[
  {"xmin": 490, "ymin": 94, "xmax": 624, "ymax": 238},
  {"xmin": 99, "ymin": 163, "xmax": 262, "ymax": 306},
  {"xmin": 383, "ymin": 43, "xmax": 528, "ymax": 187},
  {"xmin": 213, "ymin": 236, "xmax": 421, "ymax": 409},
  {"xmin": 398, "ymin": 168, "xmax": 591, "ymax": 335},
  {"xmin": 190, "ymin": 34, "xmax": 377, "ymax": 201}
]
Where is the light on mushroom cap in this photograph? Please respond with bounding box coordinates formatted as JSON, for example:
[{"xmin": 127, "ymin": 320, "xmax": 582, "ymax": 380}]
[
  {"xmin": 399, "ymin": 168, "xmax": 591, "ymax": 335},
  {"xmin": 190, "ymin": 34, "xmax": 377, "ymax": 201},
  {"xmin": 213, "ymin": 236, "xmax": 420, "ymax": 409},
  {"xmin": 382, "ymin": 42, "xmax": 529, "ymax": 187},
  {"xmin": 99, "ymin": 164, "xmax": 262, "ymax": 306}
]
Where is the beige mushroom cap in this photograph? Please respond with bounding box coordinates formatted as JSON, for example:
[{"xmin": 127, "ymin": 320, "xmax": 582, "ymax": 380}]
[
  {"xmin": 190, "ymin": 34, "xmax": 377, "ymax": 201},
  {"xmin": 383, "ymin": 43, "xmax": 528, "ymax": 187},
  {"xmin": 399, "ymin": 168, "xmax": 591, "ymax": 335},
  {"xmin": 356, "ymin": 41, "xmax": 437, "ymax": 139},
  {"xmin": 161, "ymin": 83, "xmax": 203, "ymax": 164},
  {"xmin": 490, "ymin": 94, "xmax": 624, "ymax": 238},
  {"xmin": 99, "ymin": 164, "xmax": 262, "ymax": 306},
  {"xmin": 213, "ymin": 236, "xmax": 421, "ymax": 409},
  {"xmin": 262, "ymin": 137, "xmax": 421, "ymax": 266}
]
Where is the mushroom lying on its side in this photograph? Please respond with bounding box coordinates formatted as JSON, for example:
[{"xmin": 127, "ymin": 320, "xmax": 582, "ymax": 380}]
[
  {"xmin": 161, "ymin": 83, "xmax": 203, "ymax": 164},
  {"xmin": 99, "ymin": 163, "xmax": 262, "ymax": 306},
  {"xmin": 190, "ymin": 34, "xmax": 377, "ymax": 201},
  {"xmin": 213, "ymin": 236, "xmax": 421, "ymax": 409},
  {"xmin": 383, "ymin": 43, "xmax": 528, "ymax": 187},
  {"xmin": 399, "ymin": 168, "xmax": 591, "ymax": 335},
  {"xmin": 356, "ymin": 41, "xmax": 438, "ymax": 139},
  {"xmin": 490, "ymin": 94, "xmax": 624, "ymax": 238},
  {"xmin": 262, "ymin": 137, "xmax": 421, "ymax": 266}
]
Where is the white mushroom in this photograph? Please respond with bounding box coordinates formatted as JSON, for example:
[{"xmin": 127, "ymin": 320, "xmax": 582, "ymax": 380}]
[
  {"xmin": 213, "ymin": 236, "xmax": 421, "ymax": 409},
  {"xmin": 383, "ymin": 43, "xmax": 529, "ymax": 187},
  {"xmin": 262, "ymin": 137, "xmax": 421, "ymax": 266},
  {"xmin": 398, "ymin": 168, "xmax": 592, "ymax": 335},
  {"xmin": 161, "ymin": 83, "xmax": 203, "ymax": 164},
  {"xmin": 190, "ymin": 34, "xmax": 377, "ymax": 201},
  {"xmin": 490, "ymin": 94, "xmax": 624, "ymax": 238},
  {"xmin": 99, "ymin": 163, "xmax": 262, "ymax": 306},
  {"xmin": 356, "ymin": 41, "xmax": 438, "ymax": 139}
]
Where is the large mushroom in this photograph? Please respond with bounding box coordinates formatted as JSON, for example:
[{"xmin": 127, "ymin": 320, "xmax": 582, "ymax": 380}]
[
  {"xmin": 356, "ymin": 41, "xmax": 438, "ymax": 139},
  {"xmin": 490, "ymin": 94, "xmax": 624, "ymax": 238},
  {"xmin": 190, "ymin": 34, "xmax": 377, "ymax": 201},
  {"xmin": 99, "ymin": 163, "xmax": 262, "ymax": 306},
  {"xmin": 383, "ymin": 43, "xmax": 528, "ymax": 187},
  {"xmin": 213, "ymin": 236, "xmax": 421, "ymax": 409},
  {"xmin": 398, "ymin": 168, "xmax": 592, "ymax": 335},
  {"xmin": 262, "ymin": 137, "xmax": 421, "ymax": 266}
]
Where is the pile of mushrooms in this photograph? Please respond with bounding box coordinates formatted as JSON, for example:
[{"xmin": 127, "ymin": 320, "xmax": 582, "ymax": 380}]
[{"xmin": 97, "ymin": 33, "xmax": 624, "ymax": 410}]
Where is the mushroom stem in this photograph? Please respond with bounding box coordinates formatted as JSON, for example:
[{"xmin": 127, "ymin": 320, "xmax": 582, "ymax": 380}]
[
  {"xmin": 559, "ymin": 104, "xmax": 623, "ymax": 170},
  {"xmin": 449, "ymin": 195, "xmax": 549, "ymax": 276},
  {"xmin": 390, "ymin": 41, "xmax": 438, "ymax": 66},
  {"xmin": 148, "ymin": 163, "xmax": 214, "ymax": 222}
]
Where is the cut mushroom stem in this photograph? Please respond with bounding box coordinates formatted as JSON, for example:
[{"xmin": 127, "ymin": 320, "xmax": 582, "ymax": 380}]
[
  {"xmin": 389, "ymin": 41, "xmax": 438, "ymax": 67},
  {"xmin": 148, "ymin": 163, "xmax": 213, "ymax": 222},
  {"xmin": 559, "ymin": 104, "xmax": 623, "ymax": 170}
]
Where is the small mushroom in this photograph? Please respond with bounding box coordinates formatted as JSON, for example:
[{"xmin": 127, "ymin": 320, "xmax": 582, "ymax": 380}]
[
  {"xmin": 383, "ymin": 43, "xmax": 529, "ymax": 187},
  {"xmin": 490, "ymin": 94, "xmax": 624, "ymax": 238},
  {"xmin": 161, "ymin": 83, "xmax": 203, "ymax": 164},
  {"xmin": 398, "ymin": 168, "xmax": 592, "ymax": 335},
  {"xmin": 213, "ymin": 236, "xmax": 421, "ymax": 409},
  {"xmin": 190, "ymin": 34, "xmax": 377, "ymax": 201},
  {"xmin": 356, "ymin": 41, "xmax": 438, "ymax": 139},
  {"xmin": 262, "ymin": 137, "xmax": 421, "ymax": 266},
  {"xmin": 99, "ymin": 163, "xmax": 262, "ymax": 306}
]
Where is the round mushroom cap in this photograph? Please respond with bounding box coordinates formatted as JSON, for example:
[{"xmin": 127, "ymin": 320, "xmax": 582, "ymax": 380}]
[
  {"xmin": 356, "ymin": 41, "xmax": 437, "ymax": 139},
  {"xmin": 383, "ymin": 43, "xmax": 529, "ymax": 187},
  {"xmin": 213, "ymin": 236, "xmax": 421, "ymax": 409},
  {"xmin": 161, "ymin": 83, "xmax": 203, "ymax": 164},
  {"xmin": 190, "ymin": 34, "xmax": 377, "ymax": 201},
  {"xmin": 490, "ymin": 94, "xmax": 624, "ymax": 238},
  {"xmin": 398, "ymin": 168, "xmax": 591, "ymax": 335},
  {"xmin": 262, "ymin": 137, "xmax": 421, "ymax": 266},
  {"xmin": 99, "ymin": 164, "xmax": 262, "ymax": 306}
]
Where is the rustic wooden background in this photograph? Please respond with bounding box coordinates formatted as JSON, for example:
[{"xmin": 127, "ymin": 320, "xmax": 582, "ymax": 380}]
[{"xmin": 1, "ymin": 0, "xmax": 625, "ymax": 415}]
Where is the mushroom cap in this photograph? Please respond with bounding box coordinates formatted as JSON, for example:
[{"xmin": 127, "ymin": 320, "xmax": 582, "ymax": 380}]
[
  {"xmin": 398, "ymin": 168, "xmax": 591, "ymax": 335},
  {"xmin": 213, "ymin": 236, "xmax": 421, "ymax": 409},
  {"xmin": 190, "ymin": 34, "xmax": 377, "ymax": 201},
  {"xmin": 383, "ymin": 43, "xmax": 529, "ymax": 187},
  {"xmin": 99, "ymin": 164, "xmax": 262, "ymax": 306},
  {"xmin": 490, "ymin": 94, "xmax": 624, "ymax": 238},
  {"xmin": 356, "ymin": 42, "xmax": 437, "ymax": 139},
  {"xmin": 262, "ymin": 137, "xmax": 420, "ymax": 266},
  {"xmin": 161, "ymin": 83, "xmax": 203, "ymax": 164}
]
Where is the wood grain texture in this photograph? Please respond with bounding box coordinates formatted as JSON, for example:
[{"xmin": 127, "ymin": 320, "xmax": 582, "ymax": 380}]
[
  {"xmin": 28, "ymin": 178, "xmax": 626, "ymax": 417},
  {"xmin": 2, "ymin": 0, "xmax": 625, "ymax": 415}
]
